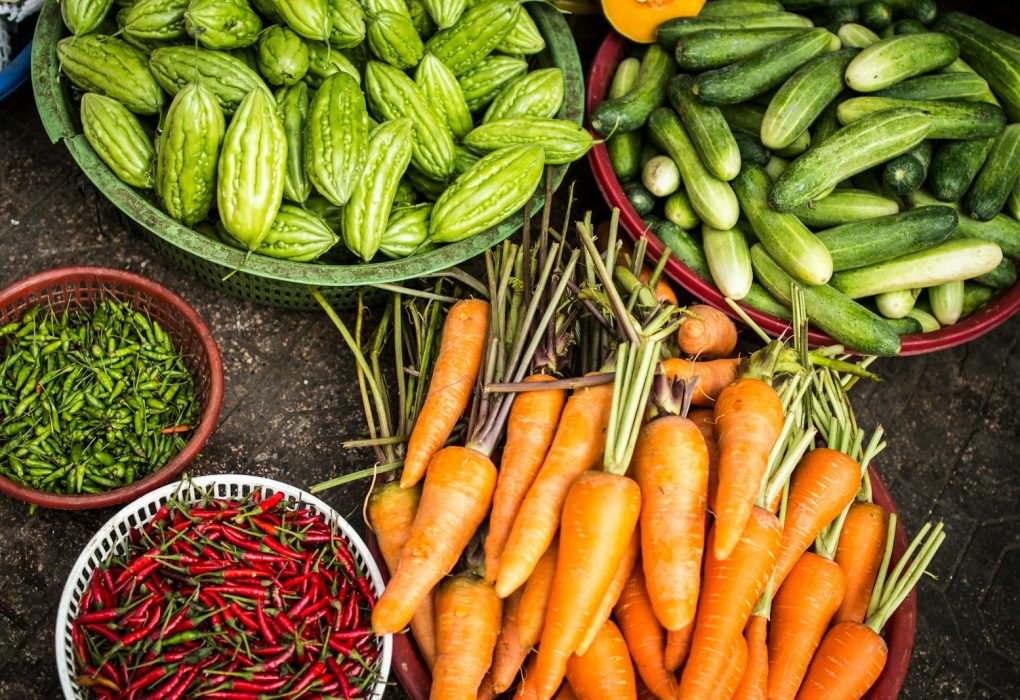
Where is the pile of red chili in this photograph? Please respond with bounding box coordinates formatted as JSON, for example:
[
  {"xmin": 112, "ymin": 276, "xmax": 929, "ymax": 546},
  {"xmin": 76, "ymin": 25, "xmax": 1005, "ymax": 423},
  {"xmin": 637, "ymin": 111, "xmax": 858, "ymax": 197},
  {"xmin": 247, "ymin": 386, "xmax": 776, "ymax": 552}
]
[{"xmin": 70, "ymin": 487, "xmax": 382, "ymax": 699}]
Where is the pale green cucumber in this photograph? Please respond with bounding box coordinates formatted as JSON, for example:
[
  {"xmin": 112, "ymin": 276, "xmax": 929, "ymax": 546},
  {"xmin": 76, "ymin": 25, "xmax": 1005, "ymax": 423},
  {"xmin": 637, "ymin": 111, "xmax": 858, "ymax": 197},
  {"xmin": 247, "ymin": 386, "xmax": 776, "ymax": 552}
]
[
  {"xmin": 675, "ymin": 28, "xmax": 810, "ymax": 72},
  {"xmin": 703, "ymin": 224, "xmax": 753, "ymax": 299},
  {"xmin": 908, "ymin": 189, "xmax": 1020, "ymax": 259},
  {"xmin": 929, "ymin": 279, "xmax": 965, "ymax": 325},
  {"xmin": 906, "ymin": 306, "xmax": 940, "ymax": 332},
  {"xmin": 874, "ymin": 73, "xmax": 990, "ymax": 102},
  {"xmin": 642, "ymin": 155, "xmax": 681, "ymax": 197},
  {"xmin": 664, "ymin": 188, "xmax": 701, "ymax": 230},
  {"xmin": 837, "ymin": 97, "xmax": 1005, "ymax": 140},
  {"xmin": 962, "ymin": 282, "xmax": 996, "ymax": 315},
  {"xmin": 876, "ymin": 288, "xmax": 919, "ymax": 318},
  {"xmin": 845, "ymin": 33, "xmax": 959, "ymax": 92},
  {"xmin": 837, "ymin": 23, "xmax": 880, "ymax": 48},
  {"xmin": 790, "ymin": 189, "xmax": 900, "ymax": 228}
]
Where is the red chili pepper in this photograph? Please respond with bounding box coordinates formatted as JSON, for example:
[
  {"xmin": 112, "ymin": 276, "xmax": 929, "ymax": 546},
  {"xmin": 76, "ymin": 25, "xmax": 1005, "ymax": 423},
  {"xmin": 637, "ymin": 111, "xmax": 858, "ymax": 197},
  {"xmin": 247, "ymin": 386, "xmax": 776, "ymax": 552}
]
[
  {"xmin": 251, "ymin": 517, "xmax": 278, "ymax": 537},
  {"xmin": 74, "ymin": 608, "xmax": 120, "ymax": 625},
  {"xmin": 354, "ymin": 577, "xmax": 375, "ymax": 607},
  {"xmin": 232, "ymin": 677, "xmax": 290, "ymax": 692},
  {"xmin": 288, "ymin": 660, "xmax": 327, "ymax": 696},
  {"xmin": 262, "ymin": 535, "xmax": 303, "ymax": 560},
  {"xmin": 272, "ymin": 610, "xmax": 298, "ymax": 637},
  {"xmin": 126, "ymin": 664, "xmax": 170, "ymax": 692},
  {"xmin": 120, "ymin": 607, "xmax": 163, "ymax": 648},
  {"xmin": 251, "ymin": 643, "xmax": 294, "ymax": 672},
  {"xmin": 330, "ymin": 628, "xmax": 372, "ymax": 640},
  {"xmin": 217, "ymin": 526, "xmax": 263, "ymax": 552},
  {"xmin": 205, "ymin": 584, "xmax": 269, "ymax": 599},
  {"xmin": 229, "ymin": 602, "xmax": 259, "ymax": 631},
  {"xmin": 325, "ymin": 636, "xmax": 352, "ymax": 656},
  {"xmin": 200, "ymin": 692, "xmax": 260, "ymax": 700},
  {"xmin": 83, "ymin": 622, "xmax": 121, "ymax": 645},
  {"xmin": 252, "ymin": 490, "xmax": 286, "ymax": 515},
  {"xmin": 256, "ymin": 600, "xmax": 277, "ymax": 646},
  {"xmin": 113, "ymin": 548, "xmax": 160, "ymax": 586}
]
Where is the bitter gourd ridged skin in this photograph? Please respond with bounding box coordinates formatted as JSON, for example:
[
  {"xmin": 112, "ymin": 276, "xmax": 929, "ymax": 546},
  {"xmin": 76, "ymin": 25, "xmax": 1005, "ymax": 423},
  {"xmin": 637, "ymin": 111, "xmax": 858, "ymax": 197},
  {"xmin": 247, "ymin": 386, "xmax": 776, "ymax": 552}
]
[
  {"xmin": 256, "ymin": 205, "xmax": 339, "ymax": 261},
  {"xmin": 342, "ymin": 118, "xmax": 415, "ymax": 261},
  {"xmin": 365, "ymin": 61, "xmax": 457, "ymax": 180},
  {"xmin": 272, "ymin": 0, "xmax": 332, "ymax": 42},
  {"xmin": 421, "ymin": 0, "xmax": 467, "ymax": 30},
  {"xmin": 327, "ymin": 0, "xmax": 367, "ymax": 48},
  {"xmin": 149, "ymin": 46, "xmax": 268, "ymax": 115},
  {"xmin": 304, "ymin": 41, "xmax": 362, "ymax": 87},
  {"xmin": 457, "ymin": 56, "xmax": 528, "ymax": 112},
  {"xmin": 484, "ymin": 68, "xmax": 564, "ymax": 122},
  {"xmin": 122, "ymin": 0, "xmax": 189, "ymax": 41},
  {"xmin": 275, "ymin": 83, "xmax": 312, "ymax": 203},
  {"xmin": 156, "ymin": 83, "xmax": 225, "ymax": 226},
  {"xmin": 57, "ymin": 35, "xmax": 165, "ymax": 116},
  {"xmin": 80, "ymin": 93, "xmax": 155, "ymax": 189},
  {"xmin": 430, "ymin": 144, "xmax": 545, "ymax": 242},
  {"xmin": 500, "ymin": 7, "xmax": 545, "ymax": 55},
  {"xmin": 257, "ymin": 25, "xmax": 311, "ymax": 86},
  {"xmin": 380, "ymin": 203, "xmax": 434, "ymax": 258},
  {"xmin": 217, "ymin": 88, "xmax": 288, "ymax": 249},
  {"xmin": 367, "ymin": 10, "xmax": 425, "ymax": 70},
  {"xmin": 61, "ymin": 0, "xmax": 117, "ymax": 35},
  {"xmin": 415, "ymin": 54, "xmax": 474, "ymax": 139},
  {"xmin": 463, "ymin": 118, "xmax": 592, "ymax": 164},
  {"xmin": 305, "ymin": 72, "xmax": 370, "ymax": 206},
  {"xmin": 424, "ymin": 0, "xmax": 520, "ymax": 76},
  {"xmin": 184, "ymin": 0, "xmax": 263, "ymax": 49}
]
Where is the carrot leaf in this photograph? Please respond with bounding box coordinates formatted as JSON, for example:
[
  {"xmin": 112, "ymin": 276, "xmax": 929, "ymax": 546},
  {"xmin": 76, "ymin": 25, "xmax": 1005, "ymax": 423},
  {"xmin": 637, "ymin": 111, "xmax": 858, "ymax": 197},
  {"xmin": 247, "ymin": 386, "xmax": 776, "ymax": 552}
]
[
  {"xmin": 604, "ymin": 339, "xmax": 660, "ymax": 476},
  {"xmin": 865, "ymin": 518, "xmax": 945, "ymax": 634}
]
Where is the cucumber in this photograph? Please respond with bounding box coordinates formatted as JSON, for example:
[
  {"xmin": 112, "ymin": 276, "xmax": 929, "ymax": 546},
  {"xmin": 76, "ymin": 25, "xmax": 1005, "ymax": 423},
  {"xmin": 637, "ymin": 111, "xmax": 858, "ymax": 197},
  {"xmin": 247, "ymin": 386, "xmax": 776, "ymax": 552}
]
[
  {"xmin": 734, "ymin": 133, "xmax": 771, "ymax": 166},
  {"xmin": 750, "ymin": 244, "xmax": 902, "ymax": 355},
  {"xmin": 929, "ymin": 279, "xmax": 964, "ymax": 325},
  {"xmin": 733, "ymin": 164, "xmax": 833, "ymax": 285},
  {"xmin": 675, "ymin": 28, "xmax": 810, "ymax": 72},
  {"xmin": 859, "ymin": 2, "xmax": 892, "ymax": 31},
  {"xmin": 790, "ymin": 189, "xmax": 901, "ymax": 228},
  {"xmin": 905, "ymin": 306, "xmax": 940, "ymax": 332},
  {"xmin": 719, "ymin": 103, "xmax": 812, "ymax": 155},
  {"xmin": 908, "ymin": 189, "xmax": 1020, "ymax": 259},
  {"xmin": 699, "ymin": 0, "xmax": 785, "ymax": 18},
  {"xmin": 590, "ymin": 45, "xmax": 675, "ymax": 136},
  {"xmin": 605, "ymin": 57, "xmax": 642, "ymax": 181},
  {"xmin": 642, "ymin": 155, "xmax": 681, "ymax": 197},
  {"xmin": 664, "ymin": 188, "xmax": 701, "ymax": 229},
  {"xmin": 815, "ymin": 205, "xmax": 958, "ymax": 270},
  {"xmin": 965, "ymin": 124, "xmax": 1020, "ymax": 222},
  {"xmin": 837, "ymin": 97, "xmax": 1005, "ymax": 140},
  {"xmin": 962, "ymin": 282, "xmax": 996, "ymax": 315},
  {"xmin": 811, "ymin": 98, "xmax": 845, "ymax": 146},
  {"xmin": 668, "ymin": 75, "xmax": 741, "ymax": 181},
  {"xmin": 876, "ymin": 288, "xmax": 919, "ymax": 318},
  {"xmin": 656, "ymin": 13, "xmax": 816, "ymax": 49},
  {"xmin": 624, "ymin": 182, "xmax": 656, "ymax": 216},
  {"xmin": 703, "ymin": 224, "xmax": 753, "ymax": 299},
  {"xmin": 692, "ymin": 29, "xmax": 835, "ymax": 106},
  {"xmin": 743, "ymin": 283, "xmax": 794, "ymax": 320},
  {"xmin": 892, "ymin": 18, "xmax": 927, "ymax": 35},
  {"xmin": 838, "ymin": 23, "xmax": 881, "ymax": 48},
  {"xmin": 873, "ymin": 73, "xmax": 990, "ymax": 102},
  {"xmin": 934, "ymin": 12, "xmax": 1020, "ymax": 62},
  {"xmin": 884, "ymin": 315, "xmax": 923, "ymax": 335},
  {"xmin": 927, "ymin": 138, "xmax": 994, "ymax": 202},
  {"xmin": 829, "ymin": 238, "xmax": 1004, "ymax": 298},
  {"xmin": 845, "ymin": 33, "xmax": 959, "ymax": 93},
  {"xmin": 1010, "ymin": 181, "xmax": 1020, "ymax": 221},
  {"xmin": 882, "ymin": 141, "xmax": 933, "ymax": 195},
  {"xmin": 972, "ymin": 258, "xmax": 1017, "ymax": 289},
  {"xmin": 653, "ymin": 222, "xmax": 711, "ymax": 279},
  {"xmin": 770, "ymin": 107, "xmax": 931, "ymax": 211},
  {"xmin": 933, "ymin": 13, "xmax": 1020, "ymax": 122},
  {"xmin": 812, "ymin": 3, "xmax": 857, "ymax": 28},
  {"xmin": 761, "ymin": 48, "xmax": 858, "ymax": 150},
  {"xmin": 885, "ymin": 0, "xmax": 936, "ymax": 23},
  {"xmin": 765, "ymin": 154, "xmax": 788, "ymax": 181},
  {"xmin": 647, "ymin": 107, "xmax": 740, "ymax": 230}
]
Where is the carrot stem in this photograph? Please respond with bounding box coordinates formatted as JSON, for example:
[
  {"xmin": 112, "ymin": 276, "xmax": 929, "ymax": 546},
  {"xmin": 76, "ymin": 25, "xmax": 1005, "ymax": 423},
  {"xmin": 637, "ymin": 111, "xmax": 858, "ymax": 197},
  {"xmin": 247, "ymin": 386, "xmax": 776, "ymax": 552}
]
[
  {"xmin": 369, "ymin": 282, "xmax": 459, "ymax": 303},
  {"xmin": 866, "ymin": 519, "xmax": 945, "ymax": 633},
  {"xmin": 577, "ymin": 217, "xmax": 641, "ymax": 346},
  {"xmin": 605, "ymin": 340, "xmax": 660, "ymax": 475},
  {"xmin": 485, "ymin": 372, "xmax": 616, "ymax": 394},
  {"xmin": 342, "ymin": 435, "xmax": 410, "ymax": 449},
  {"xmin": 309, "ymin": 462, "xmax": 402, "ymax": 493},
  {"xmin": 724, "ymin": 297, "xmax": 771, "ymax": 345}
]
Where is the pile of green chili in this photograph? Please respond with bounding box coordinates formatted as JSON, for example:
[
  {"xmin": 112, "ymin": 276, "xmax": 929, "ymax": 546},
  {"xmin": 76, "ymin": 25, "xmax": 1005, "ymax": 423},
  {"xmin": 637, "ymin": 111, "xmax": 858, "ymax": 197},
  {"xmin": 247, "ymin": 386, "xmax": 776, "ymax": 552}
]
[{"xmin": 0, "ymin": 299, "xmax": 198, "ymax": 496}]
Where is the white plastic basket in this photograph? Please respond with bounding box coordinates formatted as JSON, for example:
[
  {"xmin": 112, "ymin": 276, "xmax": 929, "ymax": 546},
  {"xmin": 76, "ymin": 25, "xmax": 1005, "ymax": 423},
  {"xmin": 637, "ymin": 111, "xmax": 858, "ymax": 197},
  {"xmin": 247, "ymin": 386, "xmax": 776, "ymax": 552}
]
[{"xmin": 55, "ymin": 474, "xmax": 393, "ymax": 699}]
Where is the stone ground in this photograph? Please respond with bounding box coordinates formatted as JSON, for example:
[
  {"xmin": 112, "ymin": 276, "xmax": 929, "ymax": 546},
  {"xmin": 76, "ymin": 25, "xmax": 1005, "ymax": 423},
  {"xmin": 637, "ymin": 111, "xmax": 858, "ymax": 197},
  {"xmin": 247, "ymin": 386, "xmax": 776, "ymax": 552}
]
[{"xmin": 2, "ymin": 32, "xmax": 1020, "ymax": 698}]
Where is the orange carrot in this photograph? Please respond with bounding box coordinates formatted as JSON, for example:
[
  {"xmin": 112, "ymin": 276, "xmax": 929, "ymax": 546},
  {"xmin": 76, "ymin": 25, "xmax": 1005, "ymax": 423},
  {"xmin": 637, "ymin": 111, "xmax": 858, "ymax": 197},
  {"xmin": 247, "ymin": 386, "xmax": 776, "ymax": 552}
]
[
  {"xmin": 430, "ymin": 575, "xmax": 503, "ymax": 699},
  {"xmin": 733, "ymin": 615, "xmax": 767, "ymax": 700},
  {"xmin": 565, "ymin": 620, "xmax": 637, "ymax": 700},
  {"xmin": 372, "ymin": 446, "xmax": 497, "ymax": 635},
  {"xmin": 495, "ymin": 380, "xmax": 615, "ymax": 598},
  {"xmin": 514, "ymin": 657, "xmax": 540, "ymax": 700},
  {"xmin": 575, "ymin": 528, "xmax": 640, "ymax": 655},
  {"xmin": 710, "ymin": 635, "xmax": 748, "ymax": 700},
  {"xmin": 366, "ymin": 482, "xmax": 437, "ymax": 668},
  {"xmin": 712, "ymin": 378, "xmax": 784, "ymax": 561},
  {"xmin": 688, "ymin": 408, "xmax": 720, "ymax": 511},
  {"xmin": 794, "ymin": 621, "xmax": 887, "ymax": 700},
  {"xmin": 614, "ymin": 565, "xmax": 678, "ymax": 700},
  {"xmin": 833, "ymin": 502, "xmax": 888, "ymax": 624},
  {"xmin": 661, "ymin": 357, "xmax": 740, "ymax": 407},
  {"xmin": 678, "ymin": 304, "xmax": 738, "ymax": 359},
  {"xmin": 555, "ymin": 684, "xmax": 578, "ymax": 700},
  {"xmin": 664, "ymin": 624, "xmax": 693, "ymax": 672},
  {"xmin": 767, "ymin": 553, "xmax": 847, "ymax": 700},
  {"xmin": 771, "ymin": 448, "xmax": 862, "ymax": 591},
  {"xmin": 478, "ymin": 673, "xmax": 497, "ymax": 700},
  {"xmin": 401, "ymin": 299, "xmax": 489, "ymax": 488},
  {"xmin": 679, "ymin": 507, "xmax": 782, "ymax": 699},
  {"xmin": 633, "ymin": 415, "xmax": 709, "ymax": 632},
  {"xmin": 531, "ymin": 471, "xmax": 642, "ymax": 699},
  {"xmin": 637, "ymin": 676, "xmax": 661, "ymax": 700},
  {"xmin": 485, "ymin": 374, "xmax": 567, "ymax": 581}
]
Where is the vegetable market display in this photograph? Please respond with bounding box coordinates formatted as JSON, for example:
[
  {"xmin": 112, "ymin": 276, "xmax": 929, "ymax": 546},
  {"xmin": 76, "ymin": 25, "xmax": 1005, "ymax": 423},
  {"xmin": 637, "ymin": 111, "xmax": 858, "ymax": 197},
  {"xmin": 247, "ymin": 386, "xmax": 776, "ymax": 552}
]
[
  {"xmin": 53, "ymin": 0, "xmax": 590, "ymax": 266},
  {"xmin": 590, "ymin": 0, "xmax": 1020, "ymax": 355}
]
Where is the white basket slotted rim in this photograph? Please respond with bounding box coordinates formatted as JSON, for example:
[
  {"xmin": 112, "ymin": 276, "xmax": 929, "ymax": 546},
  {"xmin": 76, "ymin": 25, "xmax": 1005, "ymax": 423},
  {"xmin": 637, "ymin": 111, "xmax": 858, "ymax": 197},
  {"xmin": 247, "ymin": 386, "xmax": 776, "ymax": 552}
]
[{"xmin": 55, "ymin": 474, "xmax": 392, "ymax": 700}]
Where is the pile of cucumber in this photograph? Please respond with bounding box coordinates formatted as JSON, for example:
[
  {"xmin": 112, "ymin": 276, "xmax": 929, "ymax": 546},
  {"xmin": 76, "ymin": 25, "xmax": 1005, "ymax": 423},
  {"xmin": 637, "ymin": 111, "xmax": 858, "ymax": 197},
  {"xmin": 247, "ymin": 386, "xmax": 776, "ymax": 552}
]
[{"xmin": 592, "ymin": 0, "xmax": 1020, "ymax": 355}]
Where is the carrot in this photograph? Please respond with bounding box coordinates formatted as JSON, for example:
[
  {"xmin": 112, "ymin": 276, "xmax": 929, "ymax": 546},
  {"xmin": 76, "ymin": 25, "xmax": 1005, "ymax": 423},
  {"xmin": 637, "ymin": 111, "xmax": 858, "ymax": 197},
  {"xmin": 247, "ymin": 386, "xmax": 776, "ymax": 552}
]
[
  {"xmin": 531, "ymin": 471, "xmax": 642, "ymax": 699},
  {"xmin": 614, "ymin": 565, "xmax": 678, "ymax": 700},
  {"xmin": 794, "ymin": 621, "xmax": 887, "ymax": 700},
  {"xmin": 485, "ymin": 374, "xmax": 566, "ymax": 581},
  {"xmin": 492, "ymin": 541, "xmax": 558, "ymax": 693},
  {"xmin": 678, "ymin": 304, "xmax": 738, "ymax": 359},
  {"xmin": 366, "ymin": 482, "xmax": 437, "ymax": 668},
  {"xmin": 661, "ymin": 357, "xmax": 740, "ymax": 407},
  {"xmin": 372, "ymin": 446, "xmax": 497, "ymax": 635},
  {"xmin": 639, "ymin": 265, "xmax": 679, "ymax": 306},
  {"xmin": 767, "ymin": 553, "xmax": 847, "ymax": 700},
  {"xmin": 633, "ymin": 414, "xmax": 709, "ymax": 632},
  {"xmin": 478, "ymin": 673, "xmax": 497, "ymax": 700},
  {"xmin": 771, "ymin": 448, "xmax": 862, "ymax": 591},
  {"xmin": 555, "ymin": 684, "xmax": 578, "ymax": 700},
  {"xmin": 712, "ymin": 377, "xmax": 784, "ymax": 561},
  {"xmin": 833, "ymin": 502, "xmax": 888, "ymax": 624},
  {"xmin": 565, "ymin": 620, "xmax": 637, "ymax": 700},
  {"xmin": 687, "ymin": 408, "xmax": 720, "ymax": 511},
  {"xmin": 637, "ymin": 676, "xmax": 661, "ymax": 700},
  {"xmin": 663, "ymin": 624, "xmax": 693, "ymax": 673},
  {"xmin": 514, "ymin": 657, "xmax": 540, "ymax": 700},
  {"xmin": 575, "ymin": 528, "xmax": 640, "ymax": 656},
  {"xmin": 494, "ymin": 379, "xmax": 615, "ymax": 598},
  {"xmin": 430, "ymin": 575, "xmax": 503, "ymax": 700},
  {"xmin": 733, "ymin": 615, "xmax": 767, "ymax": 700},
  {"xmin": 710, "ymin": 635, "xmax": 748, "ymax": 700},
  {"xmin": 401, "ymin": 298, "xmax": 489, "ymax": 488},
  {"xmin": 679, "ymin": 507, "xmax": 782, "ymax": 700}
]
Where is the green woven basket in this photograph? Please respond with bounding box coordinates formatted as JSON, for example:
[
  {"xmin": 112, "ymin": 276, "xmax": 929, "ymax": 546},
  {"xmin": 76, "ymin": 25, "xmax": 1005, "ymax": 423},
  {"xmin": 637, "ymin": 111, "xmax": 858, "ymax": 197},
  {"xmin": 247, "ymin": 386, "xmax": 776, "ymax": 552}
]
[{"xmin": 31, "ymin": 0, "xmax": 584, "ymax": 310}]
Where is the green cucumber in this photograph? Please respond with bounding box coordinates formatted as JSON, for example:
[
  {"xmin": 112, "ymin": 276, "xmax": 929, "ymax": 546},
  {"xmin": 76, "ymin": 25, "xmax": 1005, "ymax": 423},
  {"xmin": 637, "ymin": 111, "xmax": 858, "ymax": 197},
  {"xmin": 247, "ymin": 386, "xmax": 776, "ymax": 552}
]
[
  {"xmin": 761, "ymin": 48, "xmax": 858, "ymax": 150},
  {"xmin": 873, "ymin": 73, "xmax": 990, "ymax": 102},
  {"xmin": 770, "ymin": 107, "xmax": 931, "ymax": 211},
  {"xmin": 844, "ymin": 33, "xmax": 959, "ymax": 93},
  {"xmin": 962, "ymin": 282, "xmax": 996, "ymax": 315},
  {"xmin": 1009, "ymin": 181, "xmax": 1020, "ymax": 221},
  {"xmin": 647, "ymin": 107, "xmax": 740, "ymax": 230},
  {"xmin": 699, "ymin": 0, "xmax": 785, "ymax": 18},
  {"xmin": 934, "ymin": 12, "xmax": 1020, "ymax": 61},
  {"xmin": 972, "ymin": 258, "xmax": 1017, "ymax": 289},
  {"xmin": 908, "ymin": 189, "xmax": 1020, "ymax": 259},
  {"xmin": 815, "ymin": 205, "xmax": 957, "ymax": 270},
  {"xmin": 859, "ymin": 2, "xmax": 892, "ymax": 31},
  {"xmin": 591, "ymin": 44, "xmax": 675, "ymax": 136},
  {"xmin": 750, "ymin": 244, "xmax": 902, "ymax": 354},
  {"xmin": 664, "ymin": 188, "xmax": 701, "ymax": 229},
  {"xmin": 653, "ymin": 222, "xmax": 711, "ymax": 279},
  {"xmin": 965, "ymin": 124, "xmax": 1020, "ymax": 221},
  {"xmin": 927, "ymin": 138, "xmax": 994, "ymax": 202},
  {"xmin": 876, "ymin": 288, "xmax": 919, "ymax": 318},
  {"xmin": 884, "ymin": 315, "xmax": 923, "ymax": 335},
  {"xmin": 606, "ymin": 58, "xmax": 642, "ymax": 181},
  {"xmin": 837, "ymin": 23, "xmax": 881, "ymax": 48},
  {"xmin": 743, "ymin": 283, "xmax": 794, "ymax": 320},
  {"xmin": 885, "ymin": 0, "xmax": 936, "ymax": 23},
  {"xmin": 692, "ymin": 28, "xmax": 835, "ymax": 105},
  {"xmin": 719, "ymin": 103, "xmax": 812, "ymax": 155},
  {"xmin": 764, "ymin": 155, "xmax": 788, "ymax": 181},
  {"xmin": 882, "ymin": 141, "xmax": 933, "ymax": 195},
  {"xmin": 675, "ymin": 28, "xmax": 810, "ymax": 72},
  {"xmin": 892, "ymin": 18, "xmax": 927, "ymax": 35},
  {"xmin": 929, "ymin": 279, "xmax": 965, "ymax": 325},
  {"xmin": 905, "ymin": 306, "xmax": 940, "ymax": 332},
  {"xmin": 642, "ymin": 155, "xmax": 681, "ymax": 197},
  {"xmin": 668, "ymin": 75, "xmax": 741, "ymax": 181},
  {"xmin": 812, "ymin": 3, "xmax": 857, "ymax": 28},
  {"xmin": 837, "ymin": 97, "xmax": 1005, "ymax": 140},
  {"xmin": 624, "ymin": 182, "xmax": 655, "ymax": 216},
  {"xmin": 829, "ymin": 238, "xmax": 1004, "ymax": 298},
  {"xmin": 703, "ymin": 224, "xmax": 753, "ymax": 299},
  {"xmin": 656, "ymin": 12, "xmax": 815, "ymax": 49},
  {"xmin": 790, "ymin": 189, "xmax": 901, "ymax": 228},
  {"xmin": 811, "ymin": 98, "xmax": 844, "ymax": 146},
  {"xmin": 733, "ymin": 163, "xmax": 833, "ymax": 285},
  {"xmin": 734, "ymin": 133, "xmax": 771, "ymax": 167}
]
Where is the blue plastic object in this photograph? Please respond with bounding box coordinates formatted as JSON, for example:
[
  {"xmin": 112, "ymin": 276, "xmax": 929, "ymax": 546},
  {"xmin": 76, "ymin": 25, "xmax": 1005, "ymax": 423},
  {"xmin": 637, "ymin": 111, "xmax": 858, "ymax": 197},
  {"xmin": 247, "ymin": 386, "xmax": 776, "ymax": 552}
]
[{"xmin": 0, "ymin": 40, "xmax": 32, "ymax": 102}]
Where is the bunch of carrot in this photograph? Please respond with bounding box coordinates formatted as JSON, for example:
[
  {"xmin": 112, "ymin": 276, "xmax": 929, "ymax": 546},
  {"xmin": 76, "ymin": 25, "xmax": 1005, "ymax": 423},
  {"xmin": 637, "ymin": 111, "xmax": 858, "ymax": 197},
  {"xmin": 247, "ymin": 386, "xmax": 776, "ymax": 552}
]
[{"xmin": 318, "ymin": 203, "xmax": 943, "ymax": 700}]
